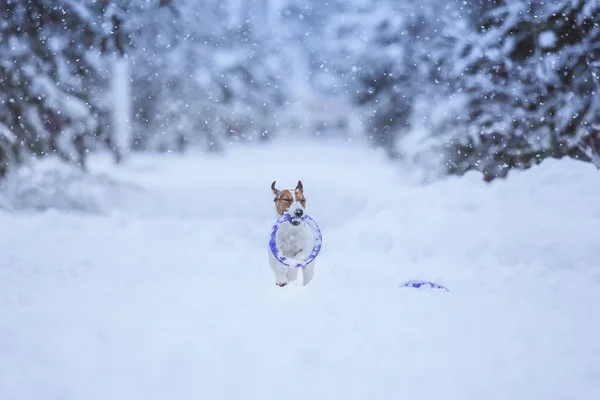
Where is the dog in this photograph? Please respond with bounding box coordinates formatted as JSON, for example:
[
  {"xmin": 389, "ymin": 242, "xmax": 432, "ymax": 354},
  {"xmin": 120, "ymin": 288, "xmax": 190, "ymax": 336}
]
[{"xmin": 268, "ymin": 180, "xmax": 316, "ymax": 287}]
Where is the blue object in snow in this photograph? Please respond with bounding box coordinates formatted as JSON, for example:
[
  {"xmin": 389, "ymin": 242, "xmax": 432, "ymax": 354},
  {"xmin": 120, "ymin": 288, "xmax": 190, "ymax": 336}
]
[
  {"xmin": 400, "ymin": 280, "xmax": 449, "ymax": 291},
  {"xmin": 269, "ymin": 213, "xmax": 322, "ymax": 268}
]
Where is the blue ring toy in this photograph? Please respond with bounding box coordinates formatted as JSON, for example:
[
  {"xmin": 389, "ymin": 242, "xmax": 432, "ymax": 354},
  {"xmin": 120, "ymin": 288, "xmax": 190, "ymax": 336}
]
[
  {"xmin": 400, "ymin": 280, "xmax": 449, "ymax": 291},
  {"xmin": 269, "ymin": 213, "xmax": 322, "ymax": 268}
]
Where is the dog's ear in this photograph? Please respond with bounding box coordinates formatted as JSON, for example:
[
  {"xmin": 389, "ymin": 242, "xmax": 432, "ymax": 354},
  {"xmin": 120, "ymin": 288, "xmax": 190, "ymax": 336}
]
[
  {"xmin": 271, "ymin": 181, "xmax": 280, "ymax": 195},
  {"xmin": 295, "ymin": 180, "xmax": 303, "ymax": 193}
]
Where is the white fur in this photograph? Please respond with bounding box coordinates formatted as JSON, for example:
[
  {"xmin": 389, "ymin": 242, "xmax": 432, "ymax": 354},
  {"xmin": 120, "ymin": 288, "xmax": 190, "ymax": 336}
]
[{"xmin": 268, "ymin": 190, "xmax": 316, "ymax": 287}]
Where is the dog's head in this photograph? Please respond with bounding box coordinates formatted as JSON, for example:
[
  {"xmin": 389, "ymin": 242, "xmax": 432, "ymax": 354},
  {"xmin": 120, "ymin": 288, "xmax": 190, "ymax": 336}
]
[{"xmin": 271, "ymin": 180, "xmax": 306, "ymax": 225}]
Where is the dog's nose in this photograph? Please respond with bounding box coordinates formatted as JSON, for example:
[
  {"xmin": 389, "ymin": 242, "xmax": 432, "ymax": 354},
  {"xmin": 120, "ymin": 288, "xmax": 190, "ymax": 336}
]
[{"xmin": 294, "ymin": 208, "xmax": 304, "ymax": 217}]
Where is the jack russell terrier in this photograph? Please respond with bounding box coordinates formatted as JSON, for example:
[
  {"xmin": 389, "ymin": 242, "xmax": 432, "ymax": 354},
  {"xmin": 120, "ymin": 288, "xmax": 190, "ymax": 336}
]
[{"xmin": 268, "ymin": 180, "xmax": 316, "ymax": 287}]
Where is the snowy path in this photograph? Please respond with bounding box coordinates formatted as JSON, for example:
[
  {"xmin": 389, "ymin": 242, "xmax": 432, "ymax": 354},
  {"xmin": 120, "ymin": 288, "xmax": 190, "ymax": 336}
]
[{"xmin": 1, "ymin": 141, "xmax": 599, "ymax": 399}]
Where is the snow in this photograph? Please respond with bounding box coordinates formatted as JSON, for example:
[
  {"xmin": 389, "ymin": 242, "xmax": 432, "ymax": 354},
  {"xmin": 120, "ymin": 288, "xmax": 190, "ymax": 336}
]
[
  {"xmin": 0, "ymin": 122, "xmax": 16, "ymax": 143},
  {"xmin": 1, "ymin": 140, "xmax": 599, "ymax": 399},
  {"xmin": 538, "ymin": 30, "xmax": 557, "ymax": 49}
]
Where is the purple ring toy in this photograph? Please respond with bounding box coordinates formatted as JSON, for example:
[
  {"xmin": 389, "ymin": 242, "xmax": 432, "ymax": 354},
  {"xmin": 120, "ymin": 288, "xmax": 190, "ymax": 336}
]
[{"xmin": 269, "ymin": 213, "xmax": 322, "ymax": 268}]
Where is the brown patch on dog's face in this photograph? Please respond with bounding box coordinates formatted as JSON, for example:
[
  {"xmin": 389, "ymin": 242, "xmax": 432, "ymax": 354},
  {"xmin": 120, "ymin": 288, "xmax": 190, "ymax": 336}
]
[
  {"xmin": 271, "ymin": 180, "xmax": 307, "ymax": 216},
  {"xmin": 274, "ymin": 189, "xmax": 294, "ymax": 215}
]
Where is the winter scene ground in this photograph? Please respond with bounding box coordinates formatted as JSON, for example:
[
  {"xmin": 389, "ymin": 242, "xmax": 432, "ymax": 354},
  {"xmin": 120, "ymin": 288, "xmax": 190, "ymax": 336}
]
[{"xmin": 1, "ymin": 139, "xmax": 599, "ymax": 400}]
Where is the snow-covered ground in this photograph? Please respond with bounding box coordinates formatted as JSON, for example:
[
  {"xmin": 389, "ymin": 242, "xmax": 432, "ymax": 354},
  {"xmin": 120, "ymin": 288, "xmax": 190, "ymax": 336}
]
[{"xmin": 1, "ymin": 140, "xmax": 599, "ymax": 399}]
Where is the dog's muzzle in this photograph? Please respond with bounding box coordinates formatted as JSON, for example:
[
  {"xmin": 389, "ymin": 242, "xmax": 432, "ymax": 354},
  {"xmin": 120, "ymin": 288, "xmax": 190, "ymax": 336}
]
[{"xmin": 289, "ymin": 208, "xmax": 303, "ymax": 225}]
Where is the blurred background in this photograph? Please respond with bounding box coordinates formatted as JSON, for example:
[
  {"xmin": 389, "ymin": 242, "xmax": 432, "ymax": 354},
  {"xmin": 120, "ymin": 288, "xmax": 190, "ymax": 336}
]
[{"xmin": 0, "ymin": 0, "xmax": 598, "ymax": 182}]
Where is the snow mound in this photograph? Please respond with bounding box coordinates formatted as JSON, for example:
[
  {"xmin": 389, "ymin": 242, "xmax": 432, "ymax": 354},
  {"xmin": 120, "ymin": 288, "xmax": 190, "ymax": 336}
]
[{"xmin": 0, "ymin": 159, "xmax": 149, "ymax": 214}]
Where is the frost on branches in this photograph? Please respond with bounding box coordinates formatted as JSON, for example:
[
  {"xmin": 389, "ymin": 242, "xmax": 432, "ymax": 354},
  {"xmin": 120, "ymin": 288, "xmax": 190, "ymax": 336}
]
[
  {"xmin": 442, "ymin": 0, "xmax": 600, "ymax": 181},
  {"xmin": 0, "ymin": 0, "xmax": 141, "ymax": 175}
]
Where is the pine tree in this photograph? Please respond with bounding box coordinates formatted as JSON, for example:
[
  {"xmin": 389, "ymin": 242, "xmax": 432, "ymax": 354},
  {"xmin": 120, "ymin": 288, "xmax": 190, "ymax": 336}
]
[
  {"xmin": 443, "ymin": 0, "xmax": 600, "ymax": 181},
  {"xmin": 0, "ymin": 0, "xmax": 144, "ymax": 175}
]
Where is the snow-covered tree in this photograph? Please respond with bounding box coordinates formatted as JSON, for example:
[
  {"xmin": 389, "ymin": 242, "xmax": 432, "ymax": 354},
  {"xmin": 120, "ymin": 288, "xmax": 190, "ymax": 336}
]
[
  {"xmin": 2, "ymin": 0, "xmax": 597, "ymax": 183},
  {"xmin": 441, "ymin": 0, "xmax": 600, "ymax": 181},
  {"xmin": 322, "ymin": 0, "xmax": 465, "ymax": 158},
  {"xmin": 0, "ymin": 0, "xmax": 152, "ymax": 174},
  {"xmin": 128, "ymin": 0, "xmax": 288, "ymax": 153}
]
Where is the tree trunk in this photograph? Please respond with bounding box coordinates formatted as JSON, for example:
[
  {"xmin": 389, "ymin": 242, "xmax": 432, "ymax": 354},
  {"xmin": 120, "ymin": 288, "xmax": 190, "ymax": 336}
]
[{"xmin": 110, "ymin": 54, "xmax": 132, "ymax": 164}]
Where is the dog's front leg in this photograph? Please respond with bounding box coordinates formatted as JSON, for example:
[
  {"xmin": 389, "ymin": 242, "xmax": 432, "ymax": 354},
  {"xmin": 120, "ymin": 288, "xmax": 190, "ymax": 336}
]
[{"xmin": 269, "ymin": 251, "xmax": 290, "ymax": 287}]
